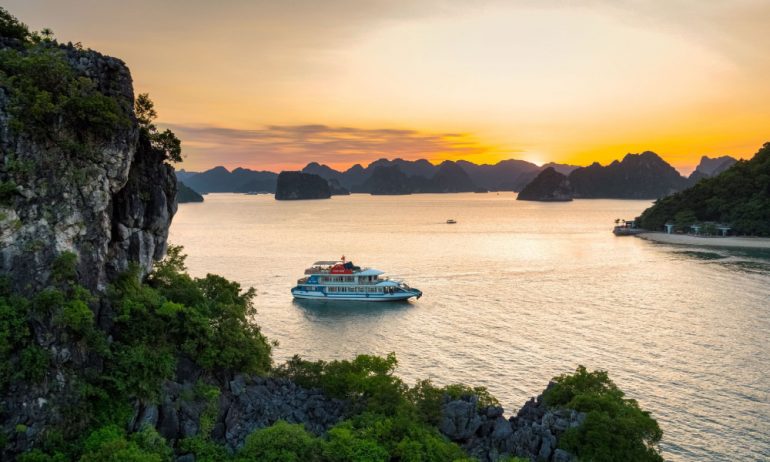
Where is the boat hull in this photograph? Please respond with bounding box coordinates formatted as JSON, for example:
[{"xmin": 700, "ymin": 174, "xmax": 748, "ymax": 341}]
[{"xmin": 291, "ymin": 289, "xmax": 421, "ymax": 302}]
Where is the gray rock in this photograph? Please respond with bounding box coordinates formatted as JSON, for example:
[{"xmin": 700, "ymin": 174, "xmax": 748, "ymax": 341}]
[
  {"xmin": 554, "ymin": 448, "xmax": 576, "ymax": 462},
  {"xmin": 439, "ymin": 396, "xmax": 482, "ymax": 442},
  {"xmin": 491, "ymin": 416, "xmax": 513, "ymax": 440},
  {"xmin": 157, "ymin": 404, "xmax": 180, "ymax": 440}
]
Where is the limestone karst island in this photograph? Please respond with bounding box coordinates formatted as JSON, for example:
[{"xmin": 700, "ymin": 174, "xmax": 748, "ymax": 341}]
[{"xmin": 2, "ymin": 3, "xmax": 769, "ymax": 462}]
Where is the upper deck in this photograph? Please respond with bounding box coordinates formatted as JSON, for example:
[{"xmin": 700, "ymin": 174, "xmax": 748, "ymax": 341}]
[{"xmin": 303, "ymin": 260, "xmax": 384, "ymax": 277}]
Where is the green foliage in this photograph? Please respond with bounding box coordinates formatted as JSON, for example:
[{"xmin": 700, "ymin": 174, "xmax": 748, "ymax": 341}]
[
  {"xmin": 134, "ymin": 93, "xmax": 183, "ymax": 163},
  {"xmin": 78, "ymin": 425, "xmax": 172, "ymax": 462},
  {"xmin": 0, "ymin": 179, "xmax": 17, "ymax": 205},
  {"xmin": 544, "ymin": 366, "xmax": 663, "ymax": 462},
  {"xmin": 18, "ymin": 449, "xmax": 69, "ymax": 462},
  {"xmin": 51, "ymin": 251, "xmax": 78, "ymax": 283},
  {"xmin": 324, "ymin": 412, "xmax": 466, "ymax": 462},
  {"xmin": 237, "ymin": 421, "xmax": 323, "ymax": 462},
  {"xmin": 0, "ymin": 7, "xmax": 31, "ymax": 41},
  {"xmin": 673, "ymin": 210, "xmax": 698, "ymax": 231},
  {"xmin": 639, "ymin": 142, "xmax": 770, "ymax": 236},
  {"xmin": 276, "ymin": 353, "xmax": 407, "ymax": 414},
  {"xmin": 177, "ymin": 436, "xmax": 232, "ymax": 462},
  {"xmin": 409, "ymin": 379, "xmax": 499, "ymax": 426},
  {"xmin": 0, "ymin": 44, "xmax": 130, "ymax": 154}
]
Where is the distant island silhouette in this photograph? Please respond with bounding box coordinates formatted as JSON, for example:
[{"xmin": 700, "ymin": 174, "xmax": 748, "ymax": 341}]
[{"xmin": 178, "ymin": 154, "xmax": 735, "ymax": 200}]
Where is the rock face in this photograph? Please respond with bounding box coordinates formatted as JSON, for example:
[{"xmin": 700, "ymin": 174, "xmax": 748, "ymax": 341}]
[
  {"xmin": 327, "ymin": 178, "xmax": 350, "ymax": 196},
  {"xmin": 0, "ymin": 41, "xmax": 176, "ymax": 295},
  {"xmin": 177, "ymin": 181, "xmax": 204, "ymax": 203},
  {"xmin": 356, "ymin": 165, "xmax": 414, "ymax": 195},
  {"xmin": 568, "ymin": 151, "xmax": 688, "ymax": 199},
  {"xmin": 517, "ymin": 167, "xmax": 573, "ymax": 201},
  {"xmin": 428, "ymin": 160, "xmax": 477, "ymax": 193},
  {"xmin": 130, "ymin": 373, "xmax": 347, "ymax": 453},
  {"xmin": 438, "ymin": 385, "xmax": 584, "ymax": 462},
  {"xmin": 182, "ymin": 166, "xmax": 278, "ymax": 194},
  {"xmin": 688, "ymin": 155, "xmax": 737, "ymax": 183},
  {"xmin": 274, "ymin": 171, "xmax": 331, "ymax": 200},
  {"xmin": 0, "ymin": 39, "xmax": 177, "ymax": 456}
]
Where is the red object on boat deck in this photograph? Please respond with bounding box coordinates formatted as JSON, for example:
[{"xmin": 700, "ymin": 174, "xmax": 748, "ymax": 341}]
[{"xmin": 330, "ymin": 264, "xmax": 352, "ymax": 274}]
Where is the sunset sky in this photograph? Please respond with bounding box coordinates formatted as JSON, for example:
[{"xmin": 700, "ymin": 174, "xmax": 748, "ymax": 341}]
[{"xmin": 6, "ymin": 0, "xmax": 770, "ymax": 174}]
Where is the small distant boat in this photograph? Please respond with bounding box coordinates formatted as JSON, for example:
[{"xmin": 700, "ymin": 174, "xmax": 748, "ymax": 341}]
[
  {"xmin": 446, "ymin": 219, "xmax": 457, "ymax": 224},
  {"xmin": 291, "ymin": 258, "xmax": 422, "ymax": 302}
]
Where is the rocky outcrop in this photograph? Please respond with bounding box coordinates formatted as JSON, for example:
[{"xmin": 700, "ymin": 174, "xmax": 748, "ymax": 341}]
[
  {"xmin": 0, "ymin": 39, "xmax": 177, "ymax": 456},
  {"xmin": 688, "ymin": 155, "xmax": 737, "ymax": 183},
  {"xmin": 569, "ymin": 151, "xmax": 688, "ymax": 199},
  {"xmin": 327, "ymin": 178, "xmax": 350, "ymax": 196},
  {"xmin": 177, "ymin": 181, "xmax": 204, "ymax": 203},
  {"xmin": 0, "ymin": 42, "xmax": 175, "ymax": 295},
  {"xmin": 274, "ymin": 171, "xmax": 331, "ymax": 200},
  {"xmin": 130, "ymin": 373, "xmax": 347, "ymax": 453},
  {"xmin": 355, "ymin": 166, "xmax": 414, "ymax": 195},
  {"xmin": 439, "ymin": 385, "xmax": 584, "ymax": 462},
  {"xmin": 517, "ymin": 167, "xmax": 573, "ymax": 201},
  {"xmin": 182, "ymin": 166, "xmax": 278, "ymax": 194}
]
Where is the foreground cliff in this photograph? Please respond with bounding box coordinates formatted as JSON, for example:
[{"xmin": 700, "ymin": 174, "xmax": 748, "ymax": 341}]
[{"xmin": 0, "ymin": 8, "xmax": 664, "ymax": 462}]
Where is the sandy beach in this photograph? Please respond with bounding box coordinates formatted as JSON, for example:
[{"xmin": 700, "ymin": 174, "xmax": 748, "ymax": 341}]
[{"xmin": 637, "ymin": 232, "xmax": 770, "ymax": 249}]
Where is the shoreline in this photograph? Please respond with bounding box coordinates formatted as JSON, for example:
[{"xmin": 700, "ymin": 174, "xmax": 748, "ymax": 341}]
[{"xmin": 636, "ymin": 232, "xmax": 770, "ymax": 249}]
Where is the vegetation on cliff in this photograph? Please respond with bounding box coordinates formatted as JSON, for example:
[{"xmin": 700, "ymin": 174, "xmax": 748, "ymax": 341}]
[{"xmin": 638, "ymin": 142, "xmax": 770, "ymax": 235}]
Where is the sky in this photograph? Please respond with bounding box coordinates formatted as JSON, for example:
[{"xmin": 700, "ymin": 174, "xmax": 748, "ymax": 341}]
[{"xmin": 5, "ymin": 0, "xmax": 770, "ymax": 174}]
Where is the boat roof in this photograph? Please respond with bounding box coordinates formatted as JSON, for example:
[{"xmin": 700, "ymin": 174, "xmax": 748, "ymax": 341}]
[
  {"xmin": 312, "ymin": 260, "xmax": 342, "ymax": 265},
  {"xmin": 357, "ymin": 268, "xmax": 384, "ymax": 276}
]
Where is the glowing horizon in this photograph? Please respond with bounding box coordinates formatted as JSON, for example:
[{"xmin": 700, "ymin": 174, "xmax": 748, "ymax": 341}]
[{"xmin": 6, "ymin": 1, "xmax": 769, "ymax": 175}]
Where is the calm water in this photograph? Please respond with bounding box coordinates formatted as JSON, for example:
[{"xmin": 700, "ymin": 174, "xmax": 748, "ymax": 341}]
[{"xmin": 169, "ymin": 193, "xmax": 770, "ymax": 461}]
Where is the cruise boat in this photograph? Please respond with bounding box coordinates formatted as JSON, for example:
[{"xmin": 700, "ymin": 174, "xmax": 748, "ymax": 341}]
[{"xmin": 291, "ymin": 259, "xmax": 422, "ymax": 302}]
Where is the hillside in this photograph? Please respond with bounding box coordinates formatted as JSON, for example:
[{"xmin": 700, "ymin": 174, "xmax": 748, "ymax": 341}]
[
  {"xmin": 182, "ymin": 166, "xmax": 278, "ymax": 193},
  {"xmin": 303, "ymin": 158, "xmax": 576, "ymax": 192},
  {"xmin": 517, "ymin": 167, "xmax": 573, "ymax": 201},
  {"xmin": 274, "ymin": 171, "xmax": 331, "ymax": 200},
  {"xmin": 687, "ymin": 155, "xmax": 737, "ymax": 184},
  {"xmin": 177, "ymin": 181, "xmax": 204, "ymax": 203},
  {"xmin": 638, "ymin": 143, "xmax": 770, "ymax": 235},
  {"xmin": 568, "ymin": 151, "xmax": 689, "ymax": 199}
]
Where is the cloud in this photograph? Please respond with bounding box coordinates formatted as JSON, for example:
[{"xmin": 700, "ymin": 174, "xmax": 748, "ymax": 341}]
[{"xmin": 166, "ymin": 123, "xmax": 499, "ymax": 171}]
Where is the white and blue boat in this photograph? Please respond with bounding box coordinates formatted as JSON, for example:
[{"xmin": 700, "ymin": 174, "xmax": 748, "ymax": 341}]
[{"xmin": 291, "ymin": 259, "xmax": 422, "ymax": 302}]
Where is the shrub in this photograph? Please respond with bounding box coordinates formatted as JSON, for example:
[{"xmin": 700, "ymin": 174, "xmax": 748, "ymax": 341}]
[
  {"xmin": 275, "ymin": 353, "xmax": 406, "ymax": 414},
  {"xmin": 78, "ymin": 425, "xmax": 171, "ymax": 462},
  {"xmin": 544, "ymin": 366, "xmax": 663, "ymax": 462},
  {"xmin": 409, "ymin": 379, "xmax": 499, "ymax": 426},
  {"xmin": 237, "ymin": 421, "xmax": 322, "ymax": 462}
]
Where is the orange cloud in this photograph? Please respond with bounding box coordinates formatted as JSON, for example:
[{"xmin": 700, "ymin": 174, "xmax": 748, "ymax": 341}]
[{"xmin": 167, "ymin": 123, "xmax": 504, "ymax": 171}]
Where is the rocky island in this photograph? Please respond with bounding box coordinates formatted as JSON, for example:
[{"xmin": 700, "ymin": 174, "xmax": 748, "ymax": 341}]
[
  {"xmin": 274, "ymin": 171, "xmax": 331, "ymax": 200},
  {"xmin": 0, "ymin": 8, "xmax": 664, "ymax": 462},
  {"xmin": 516, "ymin": 167, "xmax": 573, "ymax": 202},
  {"xmin": 177, "ymin": 182, "xmax": 204, "ymax": 203}
]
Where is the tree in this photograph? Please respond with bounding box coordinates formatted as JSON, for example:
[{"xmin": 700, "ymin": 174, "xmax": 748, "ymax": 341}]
[
  {"xmin": 673, "ymin": 210, "xmax": 698, "ymax": 231},
  {"xmin": 134, "ymin": 93, "xmax": 182, "ymax": 163},
  {"xmin": 0, "ymin": 7, "xmax": 30, "ymax": 41}
]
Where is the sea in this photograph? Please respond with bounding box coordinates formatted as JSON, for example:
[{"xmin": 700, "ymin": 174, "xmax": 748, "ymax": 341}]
[{"xmin": 169, "ymin": 193, "xmax": 770, "ymax": 461}]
